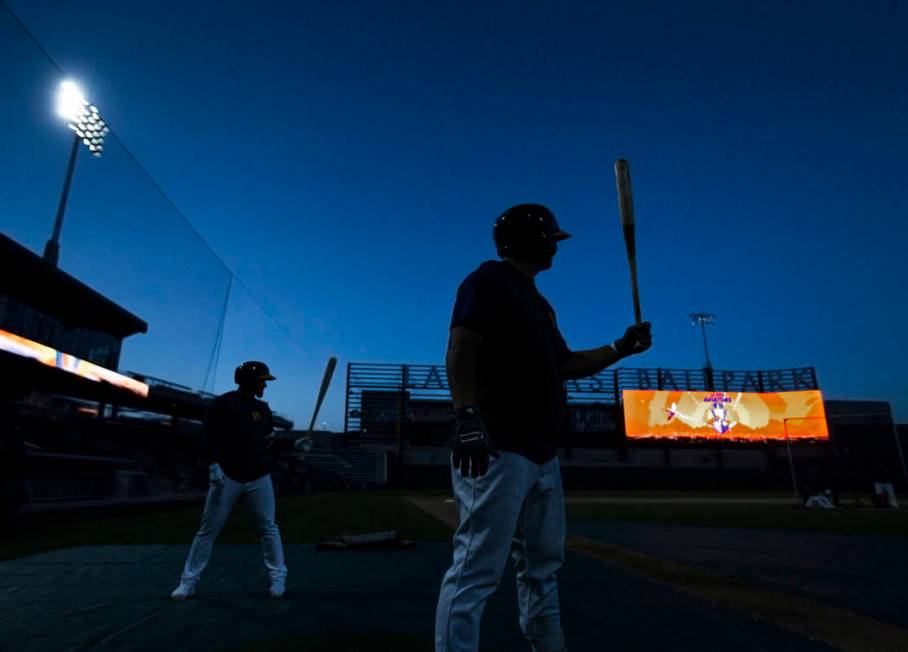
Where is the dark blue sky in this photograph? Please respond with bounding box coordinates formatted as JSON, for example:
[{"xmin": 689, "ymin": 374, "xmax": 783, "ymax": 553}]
[{"xmin": 2, "ymin": 0, "xmax": 906, "ymax": 427}]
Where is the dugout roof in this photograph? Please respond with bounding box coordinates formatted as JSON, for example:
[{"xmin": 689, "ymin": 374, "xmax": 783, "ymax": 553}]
[{"xmin": 0, "ymin": 233, "xmax": 147, "ymax": 338}]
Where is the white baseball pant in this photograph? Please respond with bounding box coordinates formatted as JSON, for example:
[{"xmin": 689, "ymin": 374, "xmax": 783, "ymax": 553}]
[{"xmin": 180, "ymin": 472, "xmax": 287, "ymax": 584}]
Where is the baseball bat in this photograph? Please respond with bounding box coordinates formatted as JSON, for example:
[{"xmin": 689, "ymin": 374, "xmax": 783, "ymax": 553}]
[
  {"xmin": 306, "ymin": 356, "xmax": 337, "ymax": 437},
  {"xmin": 614, "ymin": 159, "xmax": 642, "ymax": 324}
]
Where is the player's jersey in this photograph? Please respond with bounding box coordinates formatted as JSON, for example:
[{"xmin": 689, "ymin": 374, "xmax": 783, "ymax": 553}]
[
  {"xmin": 202, "ymin": 391, "xmax": 274, "ymax": 482},
  {"xmin": 450, "ymin": 260, "xmax": 571, "ymax": 464}
]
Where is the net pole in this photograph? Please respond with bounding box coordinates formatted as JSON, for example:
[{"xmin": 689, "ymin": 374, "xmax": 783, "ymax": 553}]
[
  {"xmin": 783, "ymin": 418, "xmax": 801, "ymax": 505},
  {"xmin": 890, "ymin": 420, "xmax": 908, "ymax": 489}
]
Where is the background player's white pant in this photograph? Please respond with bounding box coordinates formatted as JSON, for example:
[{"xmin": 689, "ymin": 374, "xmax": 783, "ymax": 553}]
[
  {"xmin": 180, "ymin": 473, "xmax": 287, "ymax": 584},
  {"xmin": 435, "ymin": 451, "xmax": 566, "ymax": 652}
]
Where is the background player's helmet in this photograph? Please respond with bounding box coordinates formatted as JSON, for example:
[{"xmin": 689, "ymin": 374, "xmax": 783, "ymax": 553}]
[
  {"xmin": 234, "ymin": 361, "xmax": 276, "ymax": 387},
  {"xmin": 493, "ymin": 203, "xmax": 571, "ymax": 270}
]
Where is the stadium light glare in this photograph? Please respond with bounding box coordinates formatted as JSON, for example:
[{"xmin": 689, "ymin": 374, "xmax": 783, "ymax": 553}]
[{"xmin": 56, "ymin": 80, "xmax": 86, "ymax": 121}]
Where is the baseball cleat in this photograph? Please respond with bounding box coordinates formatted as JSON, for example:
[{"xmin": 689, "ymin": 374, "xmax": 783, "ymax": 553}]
[
  {"xmin": 269, "ymin": 577, "xmax": 286, "ymax": 599},
  {"xmin": 171, "ymin": 580, "xmax": 197, "ymax": 602}
]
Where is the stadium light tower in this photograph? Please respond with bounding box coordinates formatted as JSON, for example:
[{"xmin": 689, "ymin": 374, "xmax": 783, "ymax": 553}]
[
  {"xmin": 690, "ymin": 313, "xmax": 716, "ymax": 370},
  {"xmin": 43, "ymin": 80, "xmax": 110, "ymax": 267}
]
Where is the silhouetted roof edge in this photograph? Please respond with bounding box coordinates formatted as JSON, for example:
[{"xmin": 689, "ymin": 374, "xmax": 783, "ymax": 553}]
[{"xmin": 0, "ymin": 233, "xmax": 147, "ymax": 337}]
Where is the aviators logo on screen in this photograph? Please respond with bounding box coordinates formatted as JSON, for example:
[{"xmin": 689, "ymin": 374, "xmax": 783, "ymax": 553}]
[{"xmin": 667, "ymin": 392, "xmax": 740, "ymax": 435}]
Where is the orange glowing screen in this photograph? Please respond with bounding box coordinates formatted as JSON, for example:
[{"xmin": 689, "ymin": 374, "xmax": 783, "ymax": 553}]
[
  {"xmin": 623, "ymin": 390, "xmax": 828, "ymax": 440},
  {"xmin": 0, "ymin": 328, "xmax": 149, "ymax": 398}
]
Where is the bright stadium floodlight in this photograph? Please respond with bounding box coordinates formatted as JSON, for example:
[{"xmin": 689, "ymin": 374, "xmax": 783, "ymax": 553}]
[
  {"xmin": 44, "ymin": 80, "xmax": 110, "ymax": 267},
  {"xmin": 689, "ymin": 312, "xmax": 716, "ymax": 370},
  {"xmin": 56, "ymin": 80, "xmax": 85, "ymax": 120},
  {"xmin": 56, "ymin": 80, "xmax": 109, "ymax": 156}
]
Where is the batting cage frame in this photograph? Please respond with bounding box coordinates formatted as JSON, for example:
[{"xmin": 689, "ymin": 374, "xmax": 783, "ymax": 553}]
[{"xmin": 783, "ymin": 412, "xmax": 908, "ymax": 507}]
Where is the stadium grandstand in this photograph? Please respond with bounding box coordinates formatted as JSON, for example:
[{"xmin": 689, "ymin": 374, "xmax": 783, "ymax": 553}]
[
  {"xmin": 1, "ymin": 227, "xmax": 904, "ymax": 517},
  {"xmin": 0, "ymin": 233, "xmax": 349, "ymax": 522}
]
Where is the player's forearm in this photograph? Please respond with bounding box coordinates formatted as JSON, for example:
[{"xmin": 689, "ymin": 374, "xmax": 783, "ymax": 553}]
[
  {"xmin": 202, "ymin": 434, "xmax": 220, "ymax": 465},
  {"xmin": 561, "ymin": 345, "xmax": 622, "ymax": 380},
  {"xmin": 446, "ymin": 333, "xmax": 481, "ymax": 409},
  {"xmin": 201, "ymin": 404, "xmax": 221, "ymax": 465}
]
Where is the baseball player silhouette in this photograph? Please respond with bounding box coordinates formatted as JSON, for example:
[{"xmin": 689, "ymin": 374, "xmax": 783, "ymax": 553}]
[
  {"xmin": 435, "ymin": 204, "xmax": 652, "ymax": 652},
  {"xmin": 171, "ymin": 361, "xmax": 306, "ymax": 601}
]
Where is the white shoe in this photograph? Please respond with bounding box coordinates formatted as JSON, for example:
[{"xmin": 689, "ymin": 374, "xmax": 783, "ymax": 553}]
[
  {"xmin": 269, "ymin": 577, "xmax": 286, "ymax": 599},
  {"xmin": 171, "ymin": 579, "xmax": 197, "ymax": 602}
]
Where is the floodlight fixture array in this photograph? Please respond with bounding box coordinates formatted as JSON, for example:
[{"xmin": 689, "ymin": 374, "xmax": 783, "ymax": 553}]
[
  {"xmin": 57, "ymin": 80, "xmax": 109, "ymax": 157},
  {"xmin": 689, "ymin": 313, "xmax": 716, "ymax": 327}
]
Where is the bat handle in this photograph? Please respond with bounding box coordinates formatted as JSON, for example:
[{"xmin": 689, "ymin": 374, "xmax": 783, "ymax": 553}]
[{"xmin": 627, "ymin": 250, "xmax": 642, "ymax": 325}]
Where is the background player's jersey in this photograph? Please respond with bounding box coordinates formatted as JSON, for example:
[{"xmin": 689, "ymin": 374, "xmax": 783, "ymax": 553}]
[{"xmin": 203, "ymin": 391, "xmax": 274, "ymax": 482}]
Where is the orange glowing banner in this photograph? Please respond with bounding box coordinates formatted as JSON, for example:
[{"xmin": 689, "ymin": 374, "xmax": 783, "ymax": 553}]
[
  {"xmin": 0, "ymin": 329, "xmax": 149, "ymax": 398},
  {"xmin": 623, "ymin": 390, "xmax": 828, "ymax": 441}
]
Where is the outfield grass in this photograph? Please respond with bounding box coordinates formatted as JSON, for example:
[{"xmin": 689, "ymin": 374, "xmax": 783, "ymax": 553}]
[
  {"xmin": 5, "ymin": 489, "xmax": 906, "ymax": 564},
  {"xmin": 566, "ymin": 501, "xmax": 908, "ymax": 537},
  {"xmin": 0, "ymin": 491, "xmax": 453, "ymax": 562}
]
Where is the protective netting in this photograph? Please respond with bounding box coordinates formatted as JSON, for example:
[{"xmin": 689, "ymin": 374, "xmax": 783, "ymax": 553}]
[
  {"xmin": 0, "ymin": 8, "xmax": 333, "ymax": 431},
  {"xmin": 0, "ymin": 10, "xmax": 232, "ymax": 393}
]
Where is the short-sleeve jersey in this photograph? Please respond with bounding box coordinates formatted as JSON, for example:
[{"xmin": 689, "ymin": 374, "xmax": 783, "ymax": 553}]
[
  {"xmin": 450, "ymin": 260, "xmax": 570, "ymax": 463},
  {"xmin": 202, "ymin": 390, "xmax": 275, "ymax": 482}
]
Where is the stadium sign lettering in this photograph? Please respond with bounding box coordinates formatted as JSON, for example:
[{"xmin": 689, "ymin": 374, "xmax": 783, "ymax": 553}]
[
  {"xmin": 635, "ymin": 368, "xmax": 816, "ymax": 393},
  {"xmin": 371, "ymin": 364, "xmax": 817, "ymax": 394},
  {"xmin": 420, "ymin": 366, "xmax": 446, "ymax": 389},
  {"xmin": 564, "ymin": 377, "xmax": 605, "ymax": 393}
]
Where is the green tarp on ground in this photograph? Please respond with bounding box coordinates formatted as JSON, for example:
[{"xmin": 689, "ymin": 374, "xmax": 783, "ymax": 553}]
[{"xmin": 0, "ymin": 543, "xmax": 833, "ymax": 651}]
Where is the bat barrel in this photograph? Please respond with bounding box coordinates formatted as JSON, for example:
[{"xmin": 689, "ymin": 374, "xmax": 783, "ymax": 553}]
[
  {"xmin": 615, "ymin": 159, "xmax": 635, "ymax": 228},
  {"xmin": 614, "ymin": 159, "xmax": 642, "ymax": 324},
  {"xmin": 306, "ymin": 356, "xmax": 338, "ymax": 436}
]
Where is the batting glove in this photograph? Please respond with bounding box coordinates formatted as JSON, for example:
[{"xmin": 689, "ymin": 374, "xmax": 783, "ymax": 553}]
[
  {"xmin": 208, "ymin": 463, "xmax": 226, "ymax": 487},
  {"xmin": 450, "ymin": 406, "xmax": 500, "ymax": 478},
  {"xmin": 614, "ymin": 321, "xmax": 653, "ymax": 358}
]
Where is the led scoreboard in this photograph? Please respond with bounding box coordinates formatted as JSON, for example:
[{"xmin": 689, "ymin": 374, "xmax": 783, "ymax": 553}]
[
  {"xmin": 623, "ymin": 390, "xmax": 828, "ymax": 441},
  {"xmin": 0, "ymin": 328, "xmax": 149, "ymax": 398}
]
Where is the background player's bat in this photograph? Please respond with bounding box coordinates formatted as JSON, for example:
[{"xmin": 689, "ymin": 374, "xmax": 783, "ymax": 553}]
[
  {"xmin": 615, "ymin": 159, "xmax": 642, "ymax": 324},
  {"xmin": 294, "ymin": 356, "xmax": 338, "ymax": 455},
  {"xmin": 306, "ymin": 355, "xmax": 337, "ymax": 437}
]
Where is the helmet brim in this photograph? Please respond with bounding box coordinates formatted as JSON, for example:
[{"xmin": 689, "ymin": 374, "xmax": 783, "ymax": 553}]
[
  {"xmin": 553, "ymin": 230, "xmax": 572, "ymax": 241},
  {"xmin": 259, "ymin": 374, "xmax": 276, "ymax": 381}
]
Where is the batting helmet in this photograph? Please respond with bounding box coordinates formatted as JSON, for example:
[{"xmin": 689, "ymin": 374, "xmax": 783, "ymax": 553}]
[
  {"xmin": 493, "ymin": 203, "xmax": 571, "ymax": 269},
  {"xmin": 234, "ymin": 361, "xmax": 276, "ymax": 386}
]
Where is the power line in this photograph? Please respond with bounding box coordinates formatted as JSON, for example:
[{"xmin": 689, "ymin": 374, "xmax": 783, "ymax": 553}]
[
  {"xmin": 233, "ymin": 276, "xmax": 311, "ymax": 353},
  {"xmin": 0, "ymin": 1, "xmax": 63, "ymax": 76}
]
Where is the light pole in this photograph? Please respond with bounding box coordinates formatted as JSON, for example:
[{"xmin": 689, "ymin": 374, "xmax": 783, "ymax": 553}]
[
  {"xmin": 690, "ymin": 313, "xmax": 716, "ymax": 391},
  {"xmin": 43, "ymin": 80, "xmax": 109, "ymax": 267},
  {"xmin": 689, "ymin": 313, "xmax": 716, "ymax": 369}
]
